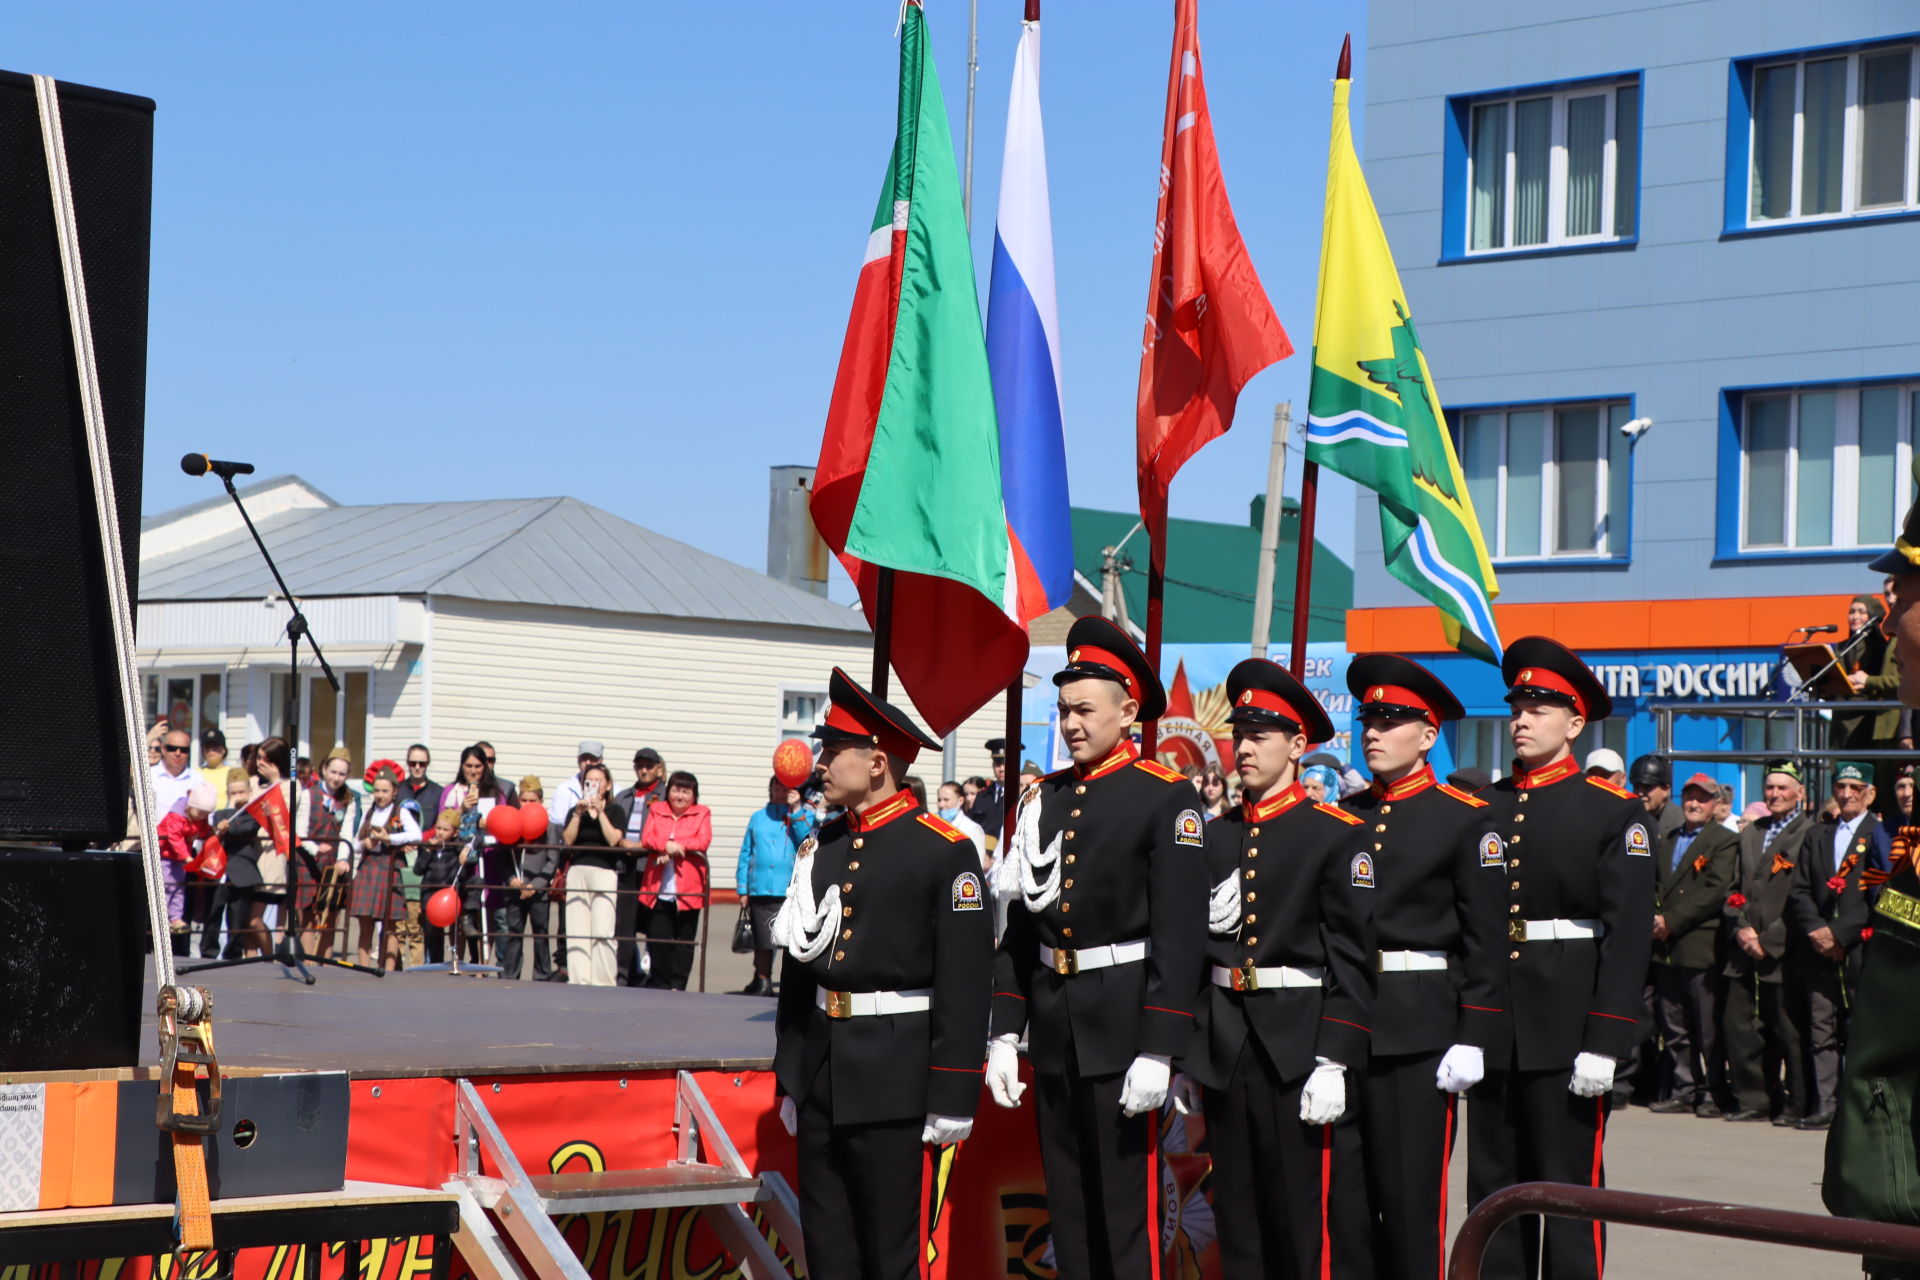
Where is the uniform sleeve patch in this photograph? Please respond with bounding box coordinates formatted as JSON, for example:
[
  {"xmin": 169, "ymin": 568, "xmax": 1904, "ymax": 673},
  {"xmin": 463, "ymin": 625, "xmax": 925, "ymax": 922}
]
[
  {"xmin": 1479, "ymin": 831, "xmax": 1505, "ymax": 867},
  {"xmin": 917, "ymin": 812, "xmax": 969, "ymax": 842},
  {"xmin": 1625, "ymin": 823, "xmax": 1650, "ymax": 857},
  {"xmin": 1174, "ymin": 809, "xmax": 1206, "ymax": 846},
  {"xmin": 1135, "ymin": 758, "xmax": 1186, "ymax": 783},
  {"xmin": 1350, "ymin": 851, "xmax": 1376, "ymax": 888},
  {"xmin": 1316, "ymin": 803, "xmax": 1364, "ymax": 826},
  {"xmin": 952, "ymin": 872, "xmax": 984, "ymax": 910}
]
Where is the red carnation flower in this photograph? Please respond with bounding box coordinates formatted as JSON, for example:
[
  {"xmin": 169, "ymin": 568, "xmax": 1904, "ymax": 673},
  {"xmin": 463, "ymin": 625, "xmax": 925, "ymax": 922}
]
[
  {"xmin": 1726, "ymin": 892, "xmax": 1748, "ymax": 909},
  {"xmin": 1827, "ymin": 875, "xmax": 1848, "ymax": 893},
  {"xmin": 1862, "ymin": 927, "xmax": 1875, "ymax": 941}
]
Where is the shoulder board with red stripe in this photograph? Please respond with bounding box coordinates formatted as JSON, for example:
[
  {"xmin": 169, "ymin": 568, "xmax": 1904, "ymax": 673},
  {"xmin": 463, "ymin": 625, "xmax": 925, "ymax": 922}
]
[
  {"xmin": 1586, "ymin": 776, "xmax": 1636, "ymax": 800},
  {"xmin": 1316, "ymin": 803, "xmax": 1364, "ymax": 826},
  {"xmin": 1133, "ymin": 759, "xmax": 1185, "ymax": 783},
  {"xmin": 1438, "ymin": 783, "xmax": 1490, "ymax": 808},
  {"xmin": 916, "ymin": 813, "xmax": 969, "ymax": 842}
]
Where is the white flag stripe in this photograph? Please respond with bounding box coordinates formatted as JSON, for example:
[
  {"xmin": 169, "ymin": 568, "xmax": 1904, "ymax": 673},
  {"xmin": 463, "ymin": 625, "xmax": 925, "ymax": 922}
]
[{"xmin": 994, "ymin": 21, "xmax": 1063, "ymax": 400}]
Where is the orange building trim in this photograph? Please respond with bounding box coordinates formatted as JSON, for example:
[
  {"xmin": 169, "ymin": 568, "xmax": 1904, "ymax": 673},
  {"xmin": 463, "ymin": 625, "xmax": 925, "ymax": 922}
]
[{"xmin": 1345, "ymin": 596, "xmax": 1861, "ymax": 654}]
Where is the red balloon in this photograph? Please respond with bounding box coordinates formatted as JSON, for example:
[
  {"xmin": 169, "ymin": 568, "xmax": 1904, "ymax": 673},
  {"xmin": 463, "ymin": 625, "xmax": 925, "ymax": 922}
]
[
  {"xmin": 518, "ymin": 803, "xmax": 551, "ymax": 843},
  {"xmin": 425, "ymin": 886, "xmax": 461, "ymax": 929},
  {"xmin": 484, "ymin": 803, "xmax": 523, "ymax": 844},
  {"xmin": 773, "ymin": 738, "xmax": 815, "ymax": 790}
]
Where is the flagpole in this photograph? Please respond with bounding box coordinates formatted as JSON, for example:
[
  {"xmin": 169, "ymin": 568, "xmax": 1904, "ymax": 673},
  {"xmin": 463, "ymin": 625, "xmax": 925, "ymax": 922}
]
[
  {"xmin": 1287, "ymin": 36, "xmax": 1350, "ymax": 681},
  {"xmin": 872, "ymin": 568, "xmax": 895, "ymax": 695}
]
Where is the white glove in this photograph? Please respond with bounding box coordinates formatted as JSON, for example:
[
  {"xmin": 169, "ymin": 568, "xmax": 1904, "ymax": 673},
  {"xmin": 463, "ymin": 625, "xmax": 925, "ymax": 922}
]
[
  {"xmin": 1569, "ymin": 1052, "xmax": 1617, "ymax": 1098},
  {"xmin": 1120, "ymin": 1053, "xmax": 1172, "ymax": 1117},
  {"xmin": 1299, "ymin": 1057, "xmax": 1347, "ymax": 1125},
  {"xmin": 985, "ymin": 1034, "xmax": 1026, "ymax": 1109},
  {"xmin": 778, "ymin": 1096, "xmax": 797, "ymax": 1137},
  {"xmin": 1170, "ymin": 1072, "xmax": 1205, "ymax": 1117},
  {"xmin": 1436, "ymin": 1043, "xmax": 1485, "ymax": 1094},
  {"xmin": 921, "ymin": 1113, "xmax": 974, "ymax": 1145}
]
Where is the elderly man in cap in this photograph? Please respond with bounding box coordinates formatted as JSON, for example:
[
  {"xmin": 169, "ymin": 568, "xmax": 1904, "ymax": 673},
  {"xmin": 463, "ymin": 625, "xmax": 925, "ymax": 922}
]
[
  {"xmin": 986, "ymin": 616, "xmax": 1205, "ymax": 1280},
  {"xmin": 1648, "ymin": 773, "xmax": 1739, "ymax": 1117},
  {"xmin": 1467, "ymin": 637, "xmax": 1653, "ymax": 1280},
  {"xmin": 772, "ymin": 668, "xmax": 991, "ymax": 1280},
  {"xmin": 1785, "ymin": 762, "xmax": 1879, "ymax": 1130},
  {"xmin": 1722, "ymin": 759, "xmax": 1814, "ymax": 1123}
]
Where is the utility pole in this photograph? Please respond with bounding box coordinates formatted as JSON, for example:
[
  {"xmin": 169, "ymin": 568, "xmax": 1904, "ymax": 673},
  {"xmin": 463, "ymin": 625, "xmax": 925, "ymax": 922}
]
[{"xmin": 1250, "ymin": 402, "xmax": 1292, "ymax": 658}]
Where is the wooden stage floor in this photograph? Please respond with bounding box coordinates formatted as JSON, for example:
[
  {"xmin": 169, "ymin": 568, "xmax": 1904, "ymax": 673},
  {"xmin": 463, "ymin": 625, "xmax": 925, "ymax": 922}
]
[{"xmin": 142, "ymin": 965, "xmax": 778, "ymax": 1079}]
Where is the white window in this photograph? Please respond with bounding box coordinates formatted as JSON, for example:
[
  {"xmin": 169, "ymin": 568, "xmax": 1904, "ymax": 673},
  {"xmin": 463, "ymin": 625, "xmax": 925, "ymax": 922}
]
[
  {"xmin": 268, "ymin": 670, "xmax": 371, "ymax": 769},
  {"xmin": 779, "ymin": 688, "xmax": 828, "ymax": 746},
  {"xmin": 1453, "ymin": 717, "xmax": 1508, "ymax": 780},
  {"xmin": 1748, "ymin": 44, "xmax": 1920, "ymax": 224},
  {"xmin": 1467, "ymin": 79, "xmax": 1640, "ymax": 253},
  {"xmin": 1740, "ymin": 382, "xmax": 1919, "ymax": 551},
  {"xmin": 1454, "ymin": 400, "xmax": 1634, "ymax": 560}
]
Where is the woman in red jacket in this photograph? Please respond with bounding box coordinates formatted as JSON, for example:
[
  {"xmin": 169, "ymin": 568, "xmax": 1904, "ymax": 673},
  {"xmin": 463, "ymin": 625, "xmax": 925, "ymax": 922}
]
[{"xmin": 637, "ymin": 770, "xmax": 711, "ymax": 990}]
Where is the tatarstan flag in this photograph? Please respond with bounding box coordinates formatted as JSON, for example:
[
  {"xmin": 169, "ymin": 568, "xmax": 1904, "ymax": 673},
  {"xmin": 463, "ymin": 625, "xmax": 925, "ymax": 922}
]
[{"xmin": 811, "ymin": 2, "xmax": 1028, "ymax": 737}]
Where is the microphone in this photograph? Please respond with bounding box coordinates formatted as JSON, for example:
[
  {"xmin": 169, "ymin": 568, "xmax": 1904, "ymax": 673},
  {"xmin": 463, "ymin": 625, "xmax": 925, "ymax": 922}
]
[
  {"xmin": 1804, "ymin": 624, "xmax": 1839, "ymax": 635},
  {"xmin": 180, "ymin": 453, "xmax": 256, "ymax": 480}
]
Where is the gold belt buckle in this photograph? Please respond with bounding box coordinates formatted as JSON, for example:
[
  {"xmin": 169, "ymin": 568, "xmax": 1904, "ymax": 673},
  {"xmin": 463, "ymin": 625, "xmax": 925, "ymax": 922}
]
[
  {"xmin": 1231, "ymin": 963, "xmax": 1260, "ymax": 993},
  {"xmin": 1053, "ymin": 948, "xmax": 1079, "ymax": 977},
  {"xmin": 824, "ymin": 990, "xmax": 853, "ymax": 1019},
  {"xmin": 1508, "ymin": 919, "xmax": 1529, "ymax": 943}
]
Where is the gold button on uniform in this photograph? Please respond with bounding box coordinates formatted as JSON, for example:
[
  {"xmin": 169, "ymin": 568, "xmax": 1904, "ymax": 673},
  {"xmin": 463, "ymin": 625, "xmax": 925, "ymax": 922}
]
[
  {"xmin": 1075, "ymin": 785, "xmax": 1087, "ymax": 795},
  {"xmin": 1519, "ymin": 793, "xmax": 1529, "ymax": 803},
  {"xmin": 1246, "ymin": 914, "xmax": 1258, "ymax": 924},
  {"xmin": 1247, "ymin": 937, "xmax": 1259, "ymax": 946},
  {"xmin": 1066, "ymin": 831, "xmax": 1077, "ymax": 841},
  {"xmin": 1066, "ymin": 854, "xmax": 1077, "ymax": 864},
  {"xmin": 853, "ymin": 838, "xmax": 865, "ymax": 849},
  {"xmin": 850, "ymin": 861, "xmax": 861, "ymax": 870},
  {"xmin": 1510, "ymin": 881, "xmax": 1521, "ymax": 890},
  {"xmin": 842, "ymin": 928, "xmax": 853, "ymax": 940},
  {"xmin": 843, "ymin": 906, "xmax": 853, "ymax": 917},
  {"xmin": 1515, "ymin": 814, "xmax": 1526, "ymax": 823},
  {"xmin": 1246, "ymin": 891, "xmax": 1257, "ymax": 902},
  {"xmin": 1508, "ymin": 859, "xmax": 1520, "ymax": 869},
  {"xmin": 1064, "ymin": 879, "xmax": 1075, "ymax": 889},
  {"xmin": 1509, "ymin": 949, "xmax": 1520, "ymax": 959},
  {"xmin": 1245, "ymin": 868, "xmax": 1257, "ymax": 879},
  {"xmin": 1062, "ymin": 927, "xmax": 1073, "ymax": 938},
  {"xmin": 1070, "ymin": 809, "xmax": 1082, "ymax": 818},
  {"xmin": 1062, "ymin": 903, "xmax": 1072, "ymax": 913},
  {"xmin": 835, "ymin": 950, "xmax": 846, "ymax": 961},
  {"xmin": 1250, "ymin": 826, "xmax": 1261, "ymax": 837},
  {"xmin": 1381, "ymin": 805, "xmax": 1393, "ymax": 815},
  {"xmin": 1374, "ymin": 843, "xmax": 1383, "ymax": 851},
  {"xmin": 843, "ymin": 882, "xmax": 853, "ymax": 891},
  {"xmin": 1375, "ymin": 823, "xmax": 1387, "ymax": 832}
]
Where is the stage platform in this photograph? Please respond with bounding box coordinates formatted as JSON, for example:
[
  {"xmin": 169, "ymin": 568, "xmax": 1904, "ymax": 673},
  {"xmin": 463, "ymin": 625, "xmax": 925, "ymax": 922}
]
[{"xmin": 131, "ymin": 965, "xmax": 779, "ymax": 1079}]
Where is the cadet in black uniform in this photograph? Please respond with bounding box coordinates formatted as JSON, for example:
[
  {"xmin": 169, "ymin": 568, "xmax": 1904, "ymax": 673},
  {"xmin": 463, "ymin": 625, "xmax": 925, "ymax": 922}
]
[
  {"xmin": 1340, "ymin": 655, "xmax": 1506, "ymax": 1280},
  {"xmin": 771, "ymin": 668, "xmax": 993, "ymax": 1280},
  {"xmin": 985, "ymin": 616, "xmax": 1206, "ymax": 1280},
  {"xmin": 1172, "ymin": 657, "xmax": 1376, "ymax": 1280},
  {"xmin": 1466, "ymin": 638, "xmax": 1654, "ymax": 1280}
]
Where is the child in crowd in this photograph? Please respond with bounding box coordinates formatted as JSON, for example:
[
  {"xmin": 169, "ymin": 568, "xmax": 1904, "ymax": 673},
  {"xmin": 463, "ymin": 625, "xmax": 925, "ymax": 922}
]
[
  {"xmin": 199, "ymin": 773, "xmax": 254, "ymax": 959},
  {"xmin": 414, "ymin": 808, "xmax": 471, "ymax": 965},
  {"xmin": 157, "ymin": 782, "xmax": 217, "ymax": 956}
]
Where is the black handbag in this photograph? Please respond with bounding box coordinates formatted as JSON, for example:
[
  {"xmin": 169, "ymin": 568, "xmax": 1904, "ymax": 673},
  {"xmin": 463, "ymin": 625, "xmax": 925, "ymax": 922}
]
[{"xmin": 731, "ymin": 901, "xmax": 756, "ymax": 954}]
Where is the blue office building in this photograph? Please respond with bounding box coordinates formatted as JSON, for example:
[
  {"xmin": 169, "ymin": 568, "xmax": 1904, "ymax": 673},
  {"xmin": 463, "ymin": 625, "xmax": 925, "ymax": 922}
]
[{"xmin": 1350, "ymin": 1, "xmax": 1920, "ymax": 793}]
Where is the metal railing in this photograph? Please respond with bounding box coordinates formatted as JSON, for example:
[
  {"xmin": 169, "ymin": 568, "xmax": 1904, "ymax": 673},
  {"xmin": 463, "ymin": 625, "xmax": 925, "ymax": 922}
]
[
  {"xmin": 1649, "ymin": 698, "xmax": 1908, "ymax": 763},
  {"xmin": 1448, "ymin": 1183, "xmax": 1920, "ymax": 1279}
]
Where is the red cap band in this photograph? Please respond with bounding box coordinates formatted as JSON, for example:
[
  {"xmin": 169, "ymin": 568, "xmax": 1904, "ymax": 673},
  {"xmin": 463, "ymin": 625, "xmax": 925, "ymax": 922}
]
[
  {"xmin": 1358, "ymin": 683, "xmax": 1435, "ymax": 724},
  {"xmin": 823, "ymin": 702, "xmax": 921, "ymax": 765},
  {"xmin": 1067, "ymin": 644, "xmax": 1140, "ymax": 702},
  {"xmin": 1511, "ymin": 666, "xmax": 1587, "ymax": 718},
  {"xmin": 1234, "ymin": 687, "xmax": 1308, "ymax": 728}
]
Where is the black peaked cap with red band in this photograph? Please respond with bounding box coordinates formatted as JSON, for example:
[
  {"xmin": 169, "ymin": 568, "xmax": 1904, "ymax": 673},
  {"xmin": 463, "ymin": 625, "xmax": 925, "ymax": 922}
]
[
  {"xmin": 1055, "ymin": 615, "xmax": 1167, "ymax": 721},
  {"xmin": 812, "ymin": 667, "xmax": 941, "ymax": 766},
  {"xmin": 1501, "ymin": 636, "xmax": 1612, "ymax": 722},
  {"xmin": 1225, "ymin": 657, "xmax": 1335, "ymax": 745},
  {"xmin": 1347, "ymin": 653, "xmax": 1464, "ymax": 725}
]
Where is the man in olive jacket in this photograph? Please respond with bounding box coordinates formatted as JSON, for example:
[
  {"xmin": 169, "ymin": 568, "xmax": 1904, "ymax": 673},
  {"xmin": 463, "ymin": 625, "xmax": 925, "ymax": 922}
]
[
  {"xmin": 1723, "ymin": 761, "xmax": 1816, "ymax": 1123},
  {"xmin": 1648, "ymin": 773, "xmax": 1739, "ymax": 1116}
]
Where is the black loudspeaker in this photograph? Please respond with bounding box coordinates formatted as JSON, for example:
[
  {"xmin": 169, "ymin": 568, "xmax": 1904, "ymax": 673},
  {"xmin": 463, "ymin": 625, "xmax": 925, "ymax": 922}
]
[
  {"xmin": 0, "ymin": 72, "xmax": 155, "ymax": 846},
  {"xmin": 0, "ymin": 849, "xmax": 144, "ymax": 1070}
]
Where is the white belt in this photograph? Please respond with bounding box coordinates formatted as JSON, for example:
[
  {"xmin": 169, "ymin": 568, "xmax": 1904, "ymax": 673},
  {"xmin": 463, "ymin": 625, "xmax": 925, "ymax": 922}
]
[
  {"xmin": 1512, "ymin": 917, "xmax": 1605, "ymax": 943},
  {"xmin": 1377, "ymin": 949, "xmax": 1449, "ymax": 973},
  {"xmin": 1041, "ymin": 938, "xmax": 1150, "ymax": 976},
  {"xmin": 1210, "ymin": 963, "xmax": 1324, "ymax": 993},
  {"xmin": 815, "ymin": 987, "xmax": 934, "ymax": 1018}
]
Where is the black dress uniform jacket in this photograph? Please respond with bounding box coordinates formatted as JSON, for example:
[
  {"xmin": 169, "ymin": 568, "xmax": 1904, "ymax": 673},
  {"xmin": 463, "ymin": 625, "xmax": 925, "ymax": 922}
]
[
  {"xmin": 1473, "ymin": 758, "xmax": 1655, "ymax": 1070},
  {"xmin": 1786, "ymin": 814, "xmax": 1876, "ymax": 955},
  {"xmin": 774, "ymin": 792, "xmax": 993, "ymax": 1124},
  {"xmin": 1342, "ymin": 768, "xmax": 1506, "ymax": 1057},
  {"xmin": 990, "ymin": 744, "xmax": 1206, "ymax": 1078},
  {"xmin": 1723, "ymin": 812, "xmax": 1814, "ymax": 985},
  {"xmin": 1651, "ymin": 821, "xmax": 1739, "ymax": 971},
  {"xmin": 1183, "ymin": 781, "xmax": 1377, "ymax": 1087}
]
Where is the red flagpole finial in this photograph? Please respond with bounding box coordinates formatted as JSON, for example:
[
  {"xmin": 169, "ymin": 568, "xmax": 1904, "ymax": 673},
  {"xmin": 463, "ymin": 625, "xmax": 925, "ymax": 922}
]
[
  {"xmin": 1336, "ymin": 33, "xmax": 1351, "ymax": 81},
  {"xmin": 1026, "ymin": 0, "xmax": 1039, "ymax": 20}
]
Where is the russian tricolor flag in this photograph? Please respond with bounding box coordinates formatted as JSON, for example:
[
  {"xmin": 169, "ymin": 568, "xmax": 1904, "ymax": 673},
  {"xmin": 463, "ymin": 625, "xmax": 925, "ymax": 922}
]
[{"xmin": 986, "ymin": 17, "xmax": 1073, "ymax": 624}]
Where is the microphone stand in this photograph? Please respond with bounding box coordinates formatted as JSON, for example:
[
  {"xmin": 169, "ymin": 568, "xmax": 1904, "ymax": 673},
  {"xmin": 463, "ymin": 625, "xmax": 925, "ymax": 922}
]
[
  {"xmin": 1786, "ymin": 627, "xmax": 1873, "ymax": 705},
  {"xmin": 178, "ymin": 476, "xmax": 381, "ymax": 983}
]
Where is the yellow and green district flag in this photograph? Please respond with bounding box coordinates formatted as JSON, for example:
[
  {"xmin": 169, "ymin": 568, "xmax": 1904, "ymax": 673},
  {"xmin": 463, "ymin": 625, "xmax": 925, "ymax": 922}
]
[{"xmin": 1304, "ymin": 66, "xmax": 1501, "ymax": 661}]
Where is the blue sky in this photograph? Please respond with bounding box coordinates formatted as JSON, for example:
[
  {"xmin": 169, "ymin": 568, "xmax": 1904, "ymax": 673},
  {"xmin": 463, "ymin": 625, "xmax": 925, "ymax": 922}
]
[{"xmin": 10, "ymin": 1, "xmax": 1363, "ymax": 589}]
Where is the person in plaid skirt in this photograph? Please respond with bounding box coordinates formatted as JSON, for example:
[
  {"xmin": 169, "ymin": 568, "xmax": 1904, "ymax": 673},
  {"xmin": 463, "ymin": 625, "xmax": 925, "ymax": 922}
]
[{"xmin": 350, "ymin": 764, "xmax": 422, "ymax": 969}]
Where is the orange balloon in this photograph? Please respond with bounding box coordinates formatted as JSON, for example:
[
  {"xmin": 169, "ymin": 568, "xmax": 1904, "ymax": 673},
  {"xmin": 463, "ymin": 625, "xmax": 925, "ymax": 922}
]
[
  {"xmin": 773, "ymin": 738, "xmax": 815, "ymax": 790},
  {"xmin": 518, "ymin": 803, "xmax": 551, "ymax": 843},
  {"xmin": 425, "ymin": 886, "xmax": 461, "ymax": 929}
]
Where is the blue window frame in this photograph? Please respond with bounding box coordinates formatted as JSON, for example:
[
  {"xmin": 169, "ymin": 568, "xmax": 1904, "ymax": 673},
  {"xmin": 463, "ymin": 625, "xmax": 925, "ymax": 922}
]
[
  {"xmin": 1447, "ymin": 397, "xmax": 1637, "ymax": 563},
  {"xmin": 1725, "ymin": 35, "xmax": 1920, "ymax": 235},
  {"xmin": 1715, "ymin": 377, "xmax": 1920, "ymax": 559},
  {"xmin": 1441, "ymin": 72, "xmax": 1642, "ymax": 262}
]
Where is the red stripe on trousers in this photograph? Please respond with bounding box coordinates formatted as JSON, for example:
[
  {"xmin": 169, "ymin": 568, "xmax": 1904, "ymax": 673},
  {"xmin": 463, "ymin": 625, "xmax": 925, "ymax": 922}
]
[
  {"xmin": 1439, "ymin": 1092, "xmax": 1458, "ymax": 1280},
  {"xmin": 1319, "ymin": 1123, "xmax": 1333, "ymax": 1280},
  {"xmin": 1590, "ymin": 1095, "xmax": 1608, "ymax": 1279},
  {"xmin": 919, "ymin": 1145, "xmax": 933, "ymax": 1280},
  {"xmin": 1146, "ymin": 1109, "xmax": 1163, "ymax": 1280}
]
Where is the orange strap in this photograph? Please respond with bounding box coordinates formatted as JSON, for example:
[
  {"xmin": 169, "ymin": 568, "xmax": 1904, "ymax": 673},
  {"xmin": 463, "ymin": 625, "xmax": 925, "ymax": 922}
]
[{"xmin": 170, "ymin": 1061, "xmax": 213, "ymax": 1251}]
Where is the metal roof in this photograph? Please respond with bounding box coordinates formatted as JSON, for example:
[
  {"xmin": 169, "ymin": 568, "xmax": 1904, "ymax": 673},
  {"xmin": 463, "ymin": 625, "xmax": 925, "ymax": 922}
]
[{"xmin": 139, "ymin": 490, "xmax": 867, "ymax": 633}]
